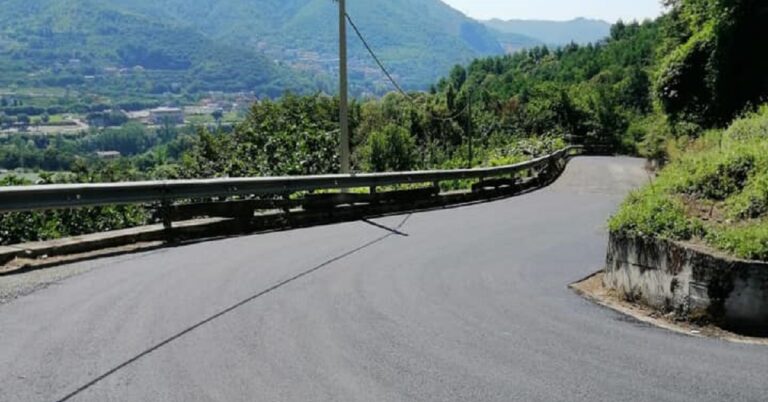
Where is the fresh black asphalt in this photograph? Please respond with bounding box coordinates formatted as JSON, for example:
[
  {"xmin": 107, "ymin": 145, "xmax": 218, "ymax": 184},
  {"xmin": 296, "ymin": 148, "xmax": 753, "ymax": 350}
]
[{"xmin": 1, "ymin": 156, "xmax": 766, "ymax": 401}]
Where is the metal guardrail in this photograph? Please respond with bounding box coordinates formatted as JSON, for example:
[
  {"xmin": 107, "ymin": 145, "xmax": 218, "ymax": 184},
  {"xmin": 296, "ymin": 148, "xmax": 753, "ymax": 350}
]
[{"xmin": 0, "ymin": 146, "xmax": 581, "ymax": 214}]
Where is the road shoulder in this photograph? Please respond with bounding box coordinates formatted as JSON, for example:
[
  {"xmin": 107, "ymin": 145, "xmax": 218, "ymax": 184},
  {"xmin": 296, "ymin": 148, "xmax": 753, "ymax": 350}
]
[{"xmin": 571, "ymin": 271, "xmax": 768, "ymax": 346}]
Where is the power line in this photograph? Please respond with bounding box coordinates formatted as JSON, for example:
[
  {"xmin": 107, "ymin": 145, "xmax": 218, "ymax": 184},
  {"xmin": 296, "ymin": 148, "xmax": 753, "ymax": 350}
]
[
  {"xmin": 344, "ymin": 12, "xmax": 409, "ymax": 98},
  {"xmin": 344, "ymin": 12, "xmax": 470, "ymax": 123}
]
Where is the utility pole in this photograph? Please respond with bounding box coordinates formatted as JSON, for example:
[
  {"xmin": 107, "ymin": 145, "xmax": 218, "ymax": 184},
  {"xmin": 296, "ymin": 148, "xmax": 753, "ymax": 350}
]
[
  {"xmin": 338, "ymin": 0, "xmax": 351, "ymax": 174},
  {"xmin": 466, "ymin": 90, "xmax": 473, "ymax": 168}
]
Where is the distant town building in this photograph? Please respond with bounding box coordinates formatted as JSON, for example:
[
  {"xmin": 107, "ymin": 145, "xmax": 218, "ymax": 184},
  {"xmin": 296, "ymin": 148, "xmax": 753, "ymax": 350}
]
[
  {"xmin": 96, "ymin": 151, "xmax": 121, "ymax": 160},
  {"xmin": 149, "ymin": 107, "xmax": 184, "ymax": 125}
]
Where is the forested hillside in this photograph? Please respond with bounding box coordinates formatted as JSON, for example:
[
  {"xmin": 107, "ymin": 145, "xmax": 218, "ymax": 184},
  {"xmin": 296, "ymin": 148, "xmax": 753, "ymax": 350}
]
[
  {"xmin": 0, "ymin": 0, "xmax": 513, "ymax": 97},
  {"xmin": 100, "ymin": 0, "xmax": 505, "ymax": 90},
  {"xmin": 0, "ymin": 0, "xmax": 315, "ymax": 98},
  {"xmin": 0, "ymin": 0, "xmax": 622, "ymax": 99}
]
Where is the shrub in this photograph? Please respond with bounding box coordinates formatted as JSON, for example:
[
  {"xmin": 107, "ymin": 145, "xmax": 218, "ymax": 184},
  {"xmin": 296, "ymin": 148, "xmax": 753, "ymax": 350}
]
[
  {"xmin": 363, "ymin": 124, "xmax": 417, "ymax": 172},
  {"xmin": 707, "ymin": 221, "xmax": 768, "ymax": 261},
  {"xmin": 726, "ymin": 175, "xmax": 768, "ymax": 219},
  {"xmin": 611, "ymin": 105, "xmax": 768, "ymax": 259},
  {"xmin": 725, "ymin": 105, "xmax": 768, "ymax": 141},
  {"xmin": 0, "ymin": 172, "xmax": 148, "ymax": 246},
  {"xmin": 608, "ymin": 188, "xmax": 701, "ymax": 239},
  {"xmin": 0, "ymin": 207, "xmax": 148, "ymax": 246},
  {"xmin": 672, "ymin": 152, "xmax": 754, "ymax": 200}
]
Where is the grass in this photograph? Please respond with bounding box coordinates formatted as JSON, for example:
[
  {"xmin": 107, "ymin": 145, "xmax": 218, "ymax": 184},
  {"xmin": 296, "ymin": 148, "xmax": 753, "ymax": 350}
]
[
  {"xmin": 607, "ymin": 188, "xmax": 703, "ymax": 239},
  {"xmin": 706, "ymin": 220, "xmax": 768, "ymax": 260},
  {"xmin": 185, "ymin": 111, "xmax": 244, "ymax": 126},
  {"xmin": 610, "ymin": 106, "xmax": 768, "ymax": 260}
]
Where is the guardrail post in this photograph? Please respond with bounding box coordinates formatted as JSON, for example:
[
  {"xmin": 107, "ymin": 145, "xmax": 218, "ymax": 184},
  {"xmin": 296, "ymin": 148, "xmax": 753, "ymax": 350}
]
[
  {"xmin": 281, "ymin": 192, "xmax": 292, "ymax": 214},
  {"xmin": 544, "ymin": 158, "xmax": 556, "ymax": 185},
  {"xmin": 159, "ymin": 200, "xmax": 176, "ymax": 242}
]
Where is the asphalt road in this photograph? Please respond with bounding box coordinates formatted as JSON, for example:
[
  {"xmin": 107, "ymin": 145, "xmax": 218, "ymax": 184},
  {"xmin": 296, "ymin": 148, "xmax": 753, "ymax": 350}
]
[{"xmin": 1, "ymin": 156, "xmax": 767, "ymax": 402}]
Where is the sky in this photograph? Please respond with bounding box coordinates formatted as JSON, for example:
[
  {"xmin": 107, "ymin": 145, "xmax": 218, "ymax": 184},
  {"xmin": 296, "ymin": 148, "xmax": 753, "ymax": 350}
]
[{"xmin": 440, "ymin": 0, "xmax": 664, "ymax": 23}]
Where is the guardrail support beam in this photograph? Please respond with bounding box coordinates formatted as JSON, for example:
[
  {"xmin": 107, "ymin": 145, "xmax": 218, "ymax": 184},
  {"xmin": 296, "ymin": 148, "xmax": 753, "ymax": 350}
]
[
  {"xmin": 0, "ymin": 147, "xmax": 583, "ymax": 218},
  {"xmin": 160, "ymin": 200, "xmax": 173, "ymax": 230}
]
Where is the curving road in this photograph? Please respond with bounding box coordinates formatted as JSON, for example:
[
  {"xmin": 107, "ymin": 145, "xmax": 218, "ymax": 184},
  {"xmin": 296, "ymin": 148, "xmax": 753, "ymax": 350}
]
[{"xmin": 1, "ymin": 157, "xmax": 767, "ymax": 402}]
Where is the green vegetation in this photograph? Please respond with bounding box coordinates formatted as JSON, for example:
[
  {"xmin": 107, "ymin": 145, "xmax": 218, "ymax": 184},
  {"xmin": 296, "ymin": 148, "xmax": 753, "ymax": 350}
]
[
  {"xmin": 0, "ymin": 0, "xmax": 515, "ymax": 101},
  {"xmin": 0, "ymin": 0, "xmax": 317, "ymax": 101},
  {"xmin": 610, "ymin": 108, "xmax": 768, "ymax": 260},
  {"xmin": 362, "ymin": 125, "xmax": 417, "ymax": 172},
  {"xmin": 176, "ymin": 93, "xmax": 568, "ymax": 179},
  {"xmin": 654, "ymin": 0, "xmax": 768, "ymax": 127},
  {"xmin": 608, "ymin": 0, "xmax": 768, "ymax": 260},
  {"xmin": 430, "ymin": 19, "xmax": 661, "ymax": 154},
  {"xmin": 0, "ymin": 169, "xmax": 148, "ymax": 245},
  {"xmin": 0, "ymin": 122, "xmax": 196, "ymax": 174},
  {"xmin": 0, "ymin": 0, "xmax": 624, "ymax": 105}
]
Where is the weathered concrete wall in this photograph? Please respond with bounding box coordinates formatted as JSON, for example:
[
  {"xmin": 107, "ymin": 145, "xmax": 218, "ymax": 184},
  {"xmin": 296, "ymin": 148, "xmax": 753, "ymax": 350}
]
[{"xmin": 604, "ymin": 232, "xmax": 768, "ymax": 333}]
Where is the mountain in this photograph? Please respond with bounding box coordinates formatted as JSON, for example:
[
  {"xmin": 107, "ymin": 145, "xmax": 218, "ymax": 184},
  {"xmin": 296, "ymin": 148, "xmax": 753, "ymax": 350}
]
[
  {"xmin": 0, "ymin": 0, "xmax": 507, "ymax": 98},
  {"xmin": 0, "ymin": 0, "xmax": 615, "ymax": 100},
  {"xmin": 99, "ymin": 0, "xmax": 506, "ymax": 91},
  {"xmin": 490, "ymin": 32, "xmax": 543, "ymax": 54},
  {"xmin": 0, "ymin": 0, "xmax": 316, "ymax": 99},
  {"xmin": 484, "ymin": 18, "xmax": 612, "ymax": 46}
]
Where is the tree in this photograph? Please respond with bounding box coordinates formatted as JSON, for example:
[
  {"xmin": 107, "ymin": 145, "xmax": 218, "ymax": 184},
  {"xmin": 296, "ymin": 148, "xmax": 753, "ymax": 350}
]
[
  {"xmin": 364, "ymin": 124, "xmax": 417, "ymax": 172},
  {"xmin": 656, "ymin": 0, "xmax": 768, "ymax": 127},
  {"xmin": 17, "ymin": 114, "xmax": 30, "ymax": 126},
  {"xmin": 211, "ymin": 109, "xmax": 224, "ymax": 126},
  {"xmin": 182, "ymin": 94, "xmax": 343, "ymax": 178},
  {"xmin": 449, "ymin": 65, "xmax": 467, "ymax": 90}
]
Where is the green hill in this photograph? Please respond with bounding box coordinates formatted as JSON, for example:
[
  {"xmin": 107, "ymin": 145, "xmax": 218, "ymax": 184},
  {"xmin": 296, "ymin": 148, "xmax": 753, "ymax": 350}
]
[
  {"xmin": 0, "ymin": 0, "xmax": 622, "ymax": 99},
  {"xmin": 0, "ymin": 0, "xmax": 508, "ymax": 97},
  {"xmin": 0, "ymin": 0, "xmax": 315, "ymax": 98},
  {"xmin": 104, "ymin": 0, "xmax": 506, "ymax": 91}
]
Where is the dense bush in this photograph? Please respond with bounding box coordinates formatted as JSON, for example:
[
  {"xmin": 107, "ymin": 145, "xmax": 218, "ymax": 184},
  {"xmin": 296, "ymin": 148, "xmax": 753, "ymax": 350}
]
[
  {"xmin": 706, "ymin": 221, "xmax": 768, "ymax": 261},
  {"xmin": 0, "ymin": 172, "xmax": 148, "ymax": 246},
  {"xmin": 672, "ymin": 152, "xmax": 755, "ymax": 200},
  {"xmin": 363, "ymin": 124, "xmax": 417, "ymax": 172},
  {"xmin": 610, "ymin": 108, "xmax": 768, "ymax": 260},
  {"xmin": 655, "ymin": 0, "xmax": 768, "ymax": 127},
  {"xmin": 608, "ymin": 188, "xmax": 702, "ymax": 239},
  {"xmin": 181, "ymin": 95, "xmax": 343, "ymax": 178}
]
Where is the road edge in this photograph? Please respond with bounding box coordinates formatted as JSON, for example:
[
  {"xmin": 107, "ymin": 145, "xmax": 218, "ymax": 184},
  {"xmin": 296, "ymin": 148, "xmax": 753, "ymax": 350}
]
[{"xmin": 570, "ymin": 271, "xmax": 768, "ymax": 346}]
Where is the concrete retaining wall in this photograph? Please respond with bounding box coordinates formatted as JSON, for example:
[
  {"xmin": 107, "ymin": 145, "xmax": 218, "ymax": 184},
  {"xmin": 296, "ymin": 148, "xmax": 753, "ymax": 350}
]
[{"xmin": 604, "ymin": 232, "xmax": 768, "ymax": 333}]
